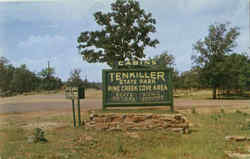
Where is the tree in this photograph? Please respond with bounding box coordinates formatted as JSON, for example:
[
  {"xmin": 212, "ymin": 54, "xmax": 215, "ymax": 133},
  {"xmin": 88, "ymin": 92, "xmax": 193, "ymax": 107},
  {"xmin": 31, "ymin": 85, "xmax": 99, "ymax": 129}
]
[
  {"xmin": 0, "ymin": 56, "xmax": 9, "ymax": 68},
  {"xmin": 38, "ymin": 64, "xmax": 62, "ymax": 91},
  {"xmin": 39, "ymin": 67, "xmax": 55, "ymax": 80},
  {"xmin": 179, "ymin": 68, "xmax": 200, "ymax": 93},
  {"xmin": 77, "ymin": 0, "xmax": 159, "ymax": 67},
  {"xmin": 10, "ymin": 64, "xmax": 38, "ymax": 93},
  {"xmin": 192, "ymin": 23, "xmax": 240, "ymax": 99},
  {"xmin": 0, "ymin": 57, "xmax": 15, "ymax": 95},
  {"xmin": 150, "ymin": 51, "xmax": 182, "ymax": 91},
  {"xmin": 151, "ymin": 51, "xmax": 175, "ymax": 68},
  {"xmin": 67, "ymin": 68, "xmax": 84, "ymax": 87}
]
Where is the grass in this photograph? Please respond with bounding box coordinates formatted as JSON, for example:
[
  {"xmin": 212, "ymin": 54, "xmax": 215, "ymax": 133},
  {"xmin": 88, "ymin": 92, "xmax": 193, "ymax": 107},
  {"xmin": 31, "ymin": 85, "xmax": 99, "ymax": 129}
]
[
  {"xmin": 1, "ymin": 108, "xmax": 250, "ymax": 159},
  {"xmin": 174, "ymin": 89, "xmax": 212, "ymax": 99},
  {"xmin": 174, "ymin": 89, "xmax": 250, "ymax": 100}
]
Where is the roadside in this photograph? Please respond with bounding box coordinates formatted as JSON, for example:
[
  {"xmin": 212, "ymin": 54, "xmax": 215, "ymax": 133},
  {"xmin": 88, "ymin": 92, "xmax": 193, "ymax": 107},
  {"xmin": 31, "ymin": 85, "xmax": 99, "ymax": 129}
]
[
  {"xmin": 1, "ymin": 106, "xmax": 250, "ymax": 159},
  {"xmin": 1, "ymin": 92, "xmax": 250, "ymax": 114}
]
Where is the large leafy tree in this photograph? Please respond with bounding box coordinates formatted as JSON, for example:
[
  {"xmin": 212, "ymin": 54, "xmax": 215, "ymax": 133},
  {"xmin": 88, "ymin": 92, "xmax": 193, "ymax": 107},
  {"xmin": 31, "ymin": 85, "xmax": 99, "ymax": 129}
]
[
  {"xmin": 77, "ymin": 0, "xmax": 159, "ymax": 67},
  {"xmin": 192, "ymin": 23, "xmax": 240, "ymax": 99}
]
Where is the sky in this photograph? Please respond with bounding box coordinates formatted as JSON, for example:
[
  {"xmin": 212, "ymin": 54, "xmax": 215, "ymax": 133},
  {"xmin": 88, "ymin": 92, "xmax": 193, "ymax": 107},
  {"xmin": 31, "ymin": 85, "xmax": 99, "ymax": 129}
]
[{"xmin": 0, "ymin": 0, "xmax": 249, "ymax": 82}]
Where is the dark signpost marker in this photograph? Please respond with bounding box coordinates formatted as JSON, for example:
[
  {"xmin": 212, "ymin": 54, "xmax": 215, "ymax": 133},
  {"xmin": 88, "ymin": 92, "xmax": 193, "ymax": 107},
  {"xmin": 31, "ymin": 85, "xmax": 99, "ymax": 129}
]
[
  {"xmin": 102, "ymin": 60, "xmax": 174, "ymax": 112},
  {"xmin": 65, "ymin": 87, "xmax": 85, "ymax": 127}
]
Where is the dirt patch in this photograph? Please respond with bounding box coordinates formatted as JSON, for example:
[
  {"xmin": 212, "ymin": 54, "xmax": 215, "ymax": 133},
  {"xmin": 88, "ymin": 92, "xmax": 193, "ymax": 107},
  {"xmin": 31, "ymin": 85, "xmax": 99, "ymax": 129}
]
[{"xmin": 21, "ymin": 122, "xmax": 67, "ymax": 130}]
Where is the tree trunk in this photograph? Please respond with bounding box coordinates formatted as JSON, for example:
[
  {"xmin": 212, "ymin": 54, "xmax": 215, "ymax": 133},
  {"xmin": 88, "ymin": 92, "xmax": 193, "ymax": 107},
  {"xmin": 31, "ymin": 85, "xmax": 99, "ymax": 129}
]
[{"xmin": 213, "ymin": 87, "xmax": 217, "ymax": 99}]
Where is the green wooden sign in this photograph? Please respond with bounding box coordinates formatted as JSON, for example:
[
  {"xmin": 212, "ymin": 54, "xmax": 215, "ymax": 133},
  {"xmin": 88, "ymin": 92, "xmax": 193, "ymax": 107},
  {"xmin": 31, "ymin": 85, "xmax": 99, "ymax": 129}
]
[{"xmin": 102, "ymin": 69, "xmax": 174, "ymax": 111}]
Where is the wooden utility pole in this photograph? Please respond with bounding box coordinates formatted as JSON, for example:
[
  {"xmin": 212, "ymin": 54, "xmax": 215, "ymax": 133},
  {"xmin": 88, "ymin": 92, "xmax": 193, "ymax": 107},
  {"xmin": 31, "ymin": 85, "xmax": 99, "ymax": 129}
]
[{"xmin": 47, "ymin": 61, "xmax": 50, "ymax": 79}]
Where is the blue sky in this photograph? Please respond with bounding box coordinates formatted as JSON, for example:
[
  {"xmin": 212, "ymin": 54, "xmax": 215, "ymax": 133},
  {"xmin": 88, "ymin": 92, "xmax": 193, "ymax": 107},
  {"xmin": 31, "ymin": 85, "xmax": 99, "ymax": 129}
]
[{"xmin": 0, "ymin": 0, "xmax": 249, "ymax": 82}]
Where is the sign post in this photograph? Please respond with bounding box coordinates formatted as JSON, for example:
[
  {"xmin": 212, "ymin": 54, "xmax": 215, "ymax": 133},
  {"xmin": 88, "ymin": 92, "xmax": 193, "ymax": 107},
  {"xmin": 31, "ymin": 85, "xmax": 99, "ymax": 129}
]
[
  {"xmin": 77, "ymin": 99, "xmax": 81, "ymax": 127},
  {"xmin": 65, "ymin": 87, "xmax": 85, "ymax": 127},
  {"xmin": 102, "ymin": 68, "xmax": 174, "ymax": 111},
  {"xmin": 72, "ymin": 99, "xmax": 76, "ymax": 127}
]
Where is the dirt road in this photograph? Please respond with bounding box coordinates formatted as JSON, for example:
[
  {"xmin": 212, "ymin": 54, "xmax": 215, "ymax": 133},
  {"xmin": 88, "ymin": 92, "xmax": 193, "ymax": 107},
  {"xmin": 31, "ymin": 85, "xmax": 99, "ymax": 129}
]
[
  {"xmin": 0, "ymin": 93, "xmax": 250, "ymax": 114},
  {"xmin": 0, "ymin": 94, "xmax": 101, "ymax": 114}
]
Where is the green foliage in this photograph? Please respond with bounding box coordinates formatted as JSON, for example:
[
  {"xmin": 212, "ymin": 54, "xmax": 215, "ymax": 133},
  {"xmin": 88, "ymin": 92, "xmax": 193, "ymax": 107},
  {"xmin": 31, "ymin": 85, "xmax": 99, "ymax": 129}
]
[
  {"xmin": 0, "ymin": 57, "xmax": 15, "ymax": 94},
  {"xmin": 33, "ymin": 128, "xmax": 48, "ymax": 143},
  {"xmin": 0, "ymin": 62, "xmax": 39, "ymax": 95},
  {"xmin": 151, "ymin": 51, "xmax": 175, "ymax": 68},
  {"xmin": 192, "ymin": 23, "xmax": 241, "ymax": 99},
  {"xmin": 39, "ymin": 67, "xmax": 55, "ymax": 79},
  {"xmin": 38, "ymin": 65, "xmax": 62, "ymax": 91},
  {"xmin": 149, "ymin": 51, "xmax": 183, "ymax": 91},
  {"xmin": 235, "ymin": 110, "xmax": 242, "ymax": 114},
  {"xmin": 66, "ymin": 68, "xmax": 101, "ymax": 89},
  {"xmin": 220, "ymin": 108, "xmax": 225, "ymax": 114},
  {"xmin": 220, "ymin": 53, "xmax": 250, "ymax": 95},
  {"xmin": 116, "ymin": 137, "xmax": 125, "ymax": 154},
  {"xmin": 39, "ymin": 77, "xmax": 62, "ymax": 91},
  {"xmin": 241, "ymin": 121, "xmax": 250, "ymax": 131},
  {"xmin": 10, "ymin": 64, "xmax": 38, "ymax": 93},
  {"xmin": 191, "ymin": 107, "xmax": 196, "ymax": 114},
  {"xmin": 210, "ymin": 113, "xmax": 222, "ymax": 121},
  {"xmin": 67, "ymin": 68, "xmax": 84, "ymax": 87},
  {"xmin": 77, "ymin": 0, "xmax": 159, "ymax": 67},
  {"xmin": 177, "ymin": 68, "xmax": 201, "ymax": 90}
]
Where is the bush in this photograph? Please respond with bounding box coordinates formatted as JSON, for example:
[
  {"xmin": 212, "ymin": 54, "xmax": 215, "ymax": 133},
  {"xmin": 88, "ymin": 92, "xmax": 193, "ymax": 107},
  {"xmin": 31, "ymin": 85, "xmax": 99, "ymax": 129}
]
[{"xmin": 33, "ymin": 128, "xmax": 48, "ymax": 143}]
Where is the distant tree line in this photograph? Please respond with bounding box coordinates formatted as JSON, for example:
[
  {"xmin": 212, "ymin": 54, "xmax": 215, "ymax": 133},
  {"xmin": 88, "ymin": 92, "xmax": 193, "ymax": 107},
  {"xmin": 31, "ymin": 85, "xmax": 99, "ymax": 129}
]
[
  {"xmin": 0, "ymin": 57, "xmax": 63, "ymax": 96},
  {"xmin": 0, "ymin": 57, "xmax": 101, "ymax": 97}
]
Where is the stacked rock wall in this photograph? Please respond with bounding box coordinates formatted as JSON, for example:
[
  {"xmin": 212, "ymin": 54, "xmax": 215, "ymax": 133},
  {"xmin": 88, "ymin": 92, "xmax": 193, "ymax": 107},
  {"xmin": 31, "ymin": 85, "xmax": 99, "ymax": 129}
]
[{"xmin": 84, "ymin": 113, "xmax": 189, "ymax": 133}]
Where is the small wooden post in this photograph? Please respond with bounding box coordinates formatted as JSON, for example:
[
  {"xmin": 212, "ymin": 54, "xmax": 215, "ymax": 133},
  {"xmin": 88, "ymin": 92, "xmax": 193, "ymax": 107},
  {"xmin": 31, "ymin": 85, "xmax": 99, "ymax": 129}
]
[
  {"xmin": 169, "ymin": 70, "xmax": 174, "ymax": 112},
  {"xmin": 77, "ymin": 99, "xmax": 81, "ymax": 127},
  {"xmin": 102, "ymin": 70, "xmax": 106, "ymax": 111},
  {"xmin": 72, "ymin": 99, "xmax": 76, "ymax": 127}
]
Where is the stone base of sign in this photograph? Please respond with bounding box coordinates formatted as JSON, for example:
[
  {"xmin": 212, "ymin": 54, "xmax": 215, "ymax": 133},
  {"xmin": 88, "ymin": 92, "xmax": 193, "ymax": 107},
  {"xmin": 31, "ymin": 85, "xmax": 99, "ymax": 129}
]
[{"xmin": 84, "ymin": 113, "xmax": 189, "ymax": 133}]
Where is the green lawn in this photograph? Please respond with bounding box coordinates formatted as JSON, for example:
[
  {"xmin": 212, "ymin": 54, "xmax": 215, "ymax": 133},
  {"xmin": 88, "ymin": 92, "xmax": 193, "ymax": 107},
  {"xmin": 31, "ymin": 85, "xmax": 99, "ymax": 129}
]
[{"xmin": 174, "ymin": 89, "xmax": 250, "ymax": 100}]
